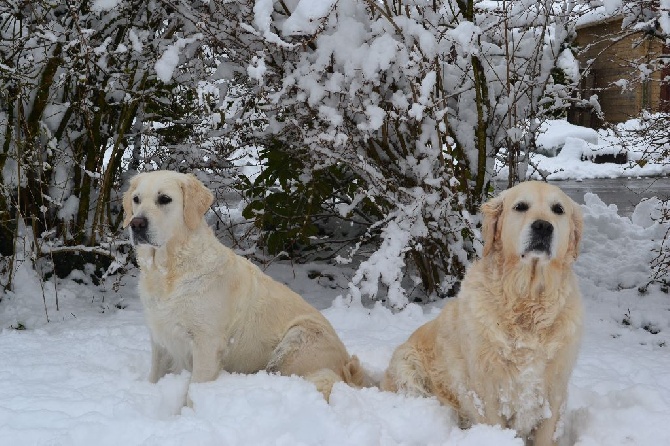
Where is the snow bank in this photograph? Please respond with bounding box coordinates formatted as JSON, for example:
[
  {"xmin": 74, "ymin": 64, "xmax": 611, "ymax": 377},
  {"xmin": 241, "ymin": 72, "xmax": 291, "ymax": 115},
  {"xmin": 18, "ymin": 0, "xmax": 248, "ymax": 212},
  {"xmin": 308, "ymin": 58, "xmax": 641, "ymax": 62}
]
[{"xmin": 577, "ymin": 193, "xmax": 667, "ymax": 289}]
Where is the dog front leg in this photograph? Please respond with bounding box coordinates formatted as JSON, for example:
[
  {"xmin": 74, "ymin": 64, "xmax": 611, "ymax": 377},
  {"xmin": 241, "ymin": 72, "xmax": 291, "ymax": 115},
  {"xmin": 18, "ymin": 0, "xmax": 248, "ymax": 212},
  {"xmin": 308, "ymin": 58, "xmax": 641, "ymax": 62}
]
[
  {"xmin": 479, "ymin": 395, "xmax": 507, "ymax": 429},
  {"xmin": 149, "ymin": 339, "xmax": 172, "ymax": 383},
  {"xmin": 532, "ymin": 387, "xmax": 566, "ymax": 446},
  {"xmin": 457, "ymin": 388, "xmax": 506, "ymax": 429},
  {"xmin": 533, "ymin": 336, "xmax": 580, "ymax": 446},
  {"xmin": 185, "ymin": 340, "xmax": 221, "ymax": 408},
  {"xmin": 190, "ymin": 339, "xmax": 221, "ymax": 384},
  {"xmin": 533, "ymin": 360, "xmax": 572, "ymax": 446}
]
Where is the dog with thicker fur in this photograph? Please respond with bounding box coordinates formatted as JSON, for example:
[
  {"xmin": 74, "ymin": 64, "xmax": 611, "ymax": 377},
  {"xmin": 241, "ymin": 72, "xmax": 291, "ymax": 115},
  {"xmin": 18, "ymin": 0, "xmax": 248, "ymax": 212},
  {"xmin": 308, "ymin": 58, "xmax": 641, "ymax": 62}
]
[
  {"xmin": 123, "ymin": 171, "xmax": 369, "ymax": 403},
  {"xmin": 381, "ymin": 181, "xmax": 583, "ymax": 446}
]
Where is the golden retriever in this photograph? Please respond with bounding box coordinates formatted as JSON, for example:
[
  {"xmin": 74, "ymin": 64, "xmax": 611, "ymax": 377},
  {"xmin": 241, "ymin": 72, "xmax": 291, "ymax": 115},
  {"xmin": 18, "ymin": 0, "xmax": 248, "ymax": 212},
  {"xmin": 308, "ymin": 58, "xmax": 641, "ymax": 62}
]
[
  {"xmin": 381, "ymin": 181, "xmax": 583, "ymax": 446},
  {"xmin": 123, "ymin": 171, "xmax": 368, "ymax": 403}
]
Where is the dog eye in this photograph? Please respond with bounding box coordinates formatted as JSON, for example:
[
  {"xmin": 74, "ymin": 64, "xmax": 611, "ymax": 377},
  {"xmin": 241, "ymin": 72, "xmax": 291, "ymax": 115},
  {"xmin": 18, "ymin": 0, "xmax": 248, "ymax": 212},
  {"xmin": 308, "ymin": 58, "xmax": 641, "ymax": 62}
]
[
  {"xmin": 551, "ymin": 203, "xmax": 564, "ymax": 215},
  {"xmin": 513, "ymin": 202, "xmax": 529, "ymax": 212},
  {"xmin": 133, "ymin": 196, "xmax": 140, "ymax": 204},
  {"xmin": 157, "ymin": 194, "xmax": 172, "ymax": 205}
]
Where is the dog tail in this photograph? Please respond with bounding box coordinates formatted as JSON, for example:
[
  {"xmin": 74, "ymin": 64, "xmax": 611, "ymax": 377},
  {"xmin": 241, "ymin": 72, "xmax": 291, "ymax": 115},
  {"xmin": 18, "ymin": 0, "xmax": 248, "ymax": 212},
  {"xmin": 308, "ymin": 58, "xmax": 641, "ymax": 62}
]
[
  {"xmin": 306, "ymin": 355, "xmax": 377, "ymax": 401},
  {"xmin": 305, "ymin": 355, "xmax": 379, "ymax": 401}
]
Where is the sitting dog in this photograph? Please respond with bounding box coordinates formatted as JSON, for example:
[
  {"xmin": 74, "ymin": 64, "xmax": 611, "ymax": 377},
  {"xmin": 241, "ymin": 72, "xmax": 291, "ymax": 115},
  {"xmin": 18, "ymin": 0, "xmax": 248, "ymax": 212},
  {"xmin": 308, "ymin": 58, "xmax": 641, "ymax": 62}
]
[
  {"xmin": 382, "ymin": 181, "xmax": 584, "ymax": 445},
  {"xmin": 123, "ymin": 171, "xmax": 368, "ymax": 403}
]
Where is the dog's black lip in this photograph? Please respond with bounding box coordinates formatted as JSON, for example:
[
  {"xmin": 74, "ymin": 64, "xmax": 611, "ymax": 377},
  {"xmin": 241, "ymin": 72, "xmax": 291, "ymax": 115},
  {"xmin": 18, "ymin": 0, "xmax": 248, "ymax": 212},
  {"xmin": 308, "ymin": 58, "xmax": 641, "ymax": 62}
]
[
  {"xmin": 130, "ymin": 231, "xmax": 157, "ymax": 247},
  {"xmin": 523, "ymin": 240, "xmax": 551, "ymax": 256}
]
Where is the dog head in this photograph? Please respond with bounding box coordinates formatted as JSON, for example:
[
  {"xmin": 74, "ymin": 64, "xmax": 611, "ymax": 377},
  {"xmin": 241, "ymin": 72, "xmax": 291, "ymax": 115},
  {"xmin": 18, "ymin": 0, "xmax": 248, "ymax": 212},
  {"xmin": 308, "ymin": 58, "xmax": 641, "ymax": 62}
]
[
  {"xmin": 481, "ymin": 181, "xmax": 583, "ymax": 264},
  {"xmin": 122, "ymin": 171, "xmax": 214, "ymax": 247}
]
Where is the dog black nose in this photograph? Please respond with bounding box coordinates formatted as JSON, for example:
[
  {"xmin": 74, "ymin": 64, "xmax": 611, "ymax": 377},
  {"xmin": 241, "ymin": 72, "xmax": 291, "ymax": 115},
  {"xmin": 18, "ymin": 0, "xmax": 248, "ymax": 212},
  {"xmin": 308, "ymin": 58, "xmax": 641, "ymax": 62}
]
[
  {"xmin": 130, "ymin": 216, "xmax": 148, "ymax": 230},
  {"xmin": 531, "ymin": 219, "xmax": 553, "ymax": 236}
]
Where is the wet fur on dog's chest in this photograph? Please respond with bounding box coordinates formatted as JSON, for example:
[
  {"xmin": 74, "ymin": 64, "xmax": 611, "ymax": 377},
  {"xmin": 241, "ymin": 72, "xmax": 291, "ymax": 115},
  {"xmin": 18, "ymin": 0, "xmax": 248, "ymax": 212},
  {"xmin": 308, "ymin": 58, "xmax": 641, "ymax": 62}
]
[
  {"xmin": 474, "ymin": 306, "xmax": 566, "ymax": 433},
  {"xmin": 462, "ymin": 258, "xmax": 581, "ymax": 434}
]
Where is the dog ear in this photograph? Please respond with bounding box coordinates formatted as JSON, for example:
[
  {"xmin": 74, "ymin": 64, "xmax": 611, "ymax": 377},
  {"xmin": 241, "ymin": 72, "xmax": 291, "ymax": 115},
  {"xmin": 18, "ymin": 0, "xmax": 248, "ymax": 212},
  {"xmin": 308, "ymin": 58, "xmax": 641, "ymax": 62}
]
[
  {"xmin": 481, "ymin": 193, "xmax": 505, "ymax": 257},
  {"xmin": 181, "ymin": 174, "xmax": 214, "ymax": 230},
  {"xmin": 122, "ymin": 175, "xmax": 140, "ymax": 228},
  {"xmin": 568, "ymin": 200, "xmax": 584, "ymax": 260}
]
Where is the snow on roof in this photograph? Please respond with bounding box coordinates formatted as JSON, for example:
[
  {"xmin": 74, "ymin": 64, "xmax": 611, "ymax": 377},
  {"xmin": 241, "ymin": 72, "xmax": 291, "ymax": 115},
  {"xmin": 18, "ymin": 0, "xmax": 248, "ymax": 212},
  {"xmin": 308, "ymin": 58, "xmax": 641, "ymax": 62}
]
[{"xmin": 575, "ymin": 6, "xmax": 623, "ymax": 30}]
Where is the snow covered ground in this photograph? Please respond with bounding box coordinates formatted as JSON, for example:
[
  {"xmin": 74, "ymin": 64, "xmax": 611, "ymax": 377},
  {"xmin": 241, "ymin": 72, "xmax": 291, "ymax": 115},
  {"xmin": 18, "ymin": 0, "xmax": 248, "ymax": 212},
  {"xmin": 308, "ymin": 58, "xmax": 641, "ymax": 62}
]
[{"xmin": 1, "ymin": 121, "xmax": 670, "ymax": 445}]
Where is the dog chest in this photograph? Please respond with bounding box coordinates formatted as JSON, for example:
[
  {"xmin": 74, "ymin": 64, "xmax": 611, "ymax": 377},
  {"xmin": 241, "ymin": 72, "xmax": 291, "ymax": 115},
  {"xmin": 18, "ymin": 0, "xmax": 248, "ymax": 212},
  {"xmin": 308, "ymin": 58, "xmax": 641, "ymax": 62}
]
[
  {"xmin": 140, "ymin": 282, "xmax": 215, "ymax": 355},
  {"xmin": 497, "ymin": 357, "xmax": 550, "ymax": 436},
  {"xmin": 143, "ymin": 293, "xmax": 193, "ymax": 345},
  {"xmin": 464, "ymin": 323, "xmax": 557, "ymax": 434}
]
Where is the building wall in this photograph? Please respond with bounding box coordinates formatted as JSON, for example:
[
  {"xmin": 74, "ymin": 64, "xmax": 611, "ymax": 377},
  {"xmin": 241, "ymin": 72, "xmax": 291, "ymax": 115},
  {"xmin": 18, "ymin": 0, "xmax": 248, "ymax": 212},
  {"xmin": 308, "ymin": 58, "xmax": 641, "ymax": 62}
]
[{"xmin": 572, "ymin": 18, "xmax": 667, "ymax": 125}]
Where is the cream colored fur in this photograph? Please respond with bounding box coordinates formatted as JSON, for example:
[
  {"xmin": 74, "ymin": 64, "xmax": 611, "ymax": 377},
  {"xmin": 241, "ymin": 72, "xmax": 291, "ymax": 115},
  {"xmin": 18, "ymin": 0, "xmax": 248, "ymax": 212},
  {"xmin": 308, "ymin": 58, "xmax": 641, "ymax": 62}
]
[
  {"xmin": 382, "ymin": 181, "xmax": 584, "ymax": 446},
  {"xmin": 123, "ymin": 171, "xmax": 368, "ymax": 403}
]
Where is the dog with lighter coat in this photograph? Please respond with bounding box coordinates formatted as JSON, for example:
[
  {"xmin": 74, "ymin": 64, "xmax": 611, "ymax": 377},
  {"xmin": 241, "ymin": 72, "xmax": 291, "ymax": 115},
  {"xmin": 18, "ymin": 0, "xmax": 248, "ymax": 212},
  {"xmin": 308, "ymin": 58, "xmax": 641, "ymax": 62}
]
[
  {"xmin": 123, "ymin": 171, "xmax": 368, "ymax": 403},
  {"xmin": 382, "ymin": 181, "xmax": 584, "ymax": 446}
]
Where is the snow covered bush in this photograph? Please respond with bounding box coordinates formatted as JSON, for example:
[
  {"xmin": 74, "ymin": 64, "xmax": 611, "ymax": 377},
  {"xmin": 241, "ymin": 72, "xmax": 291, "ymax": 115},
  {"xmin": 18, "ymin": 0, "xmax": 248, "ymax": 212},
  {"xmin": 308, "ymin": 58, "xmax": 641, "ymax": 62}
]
[
  {"xmin": 1, "ymin": 0, "xmax": 584, "ymax": 307},
  {"xmin": 0, "ymin": 0, "xmax": 224, "ymax": 290},
  {"xmin": 201, "ymin": 0, "xmax": 581, "ymax": 306}
]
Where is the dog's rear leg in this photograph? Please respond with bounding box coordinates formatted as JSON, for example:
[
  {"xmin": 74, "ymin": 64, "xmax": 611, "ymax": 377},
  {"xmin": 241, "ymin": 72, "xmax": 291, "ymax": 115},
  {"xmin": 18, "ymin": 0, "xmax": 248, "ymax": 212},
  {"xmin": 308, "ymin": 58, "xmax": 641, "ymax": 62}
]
[
  {"xmin": 381, "ymin": 344, "xmax": 431, "ymax": 397},
  {"xmin": 268, "ymin": 323, "xmax": 351, "ymax": 401}
]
